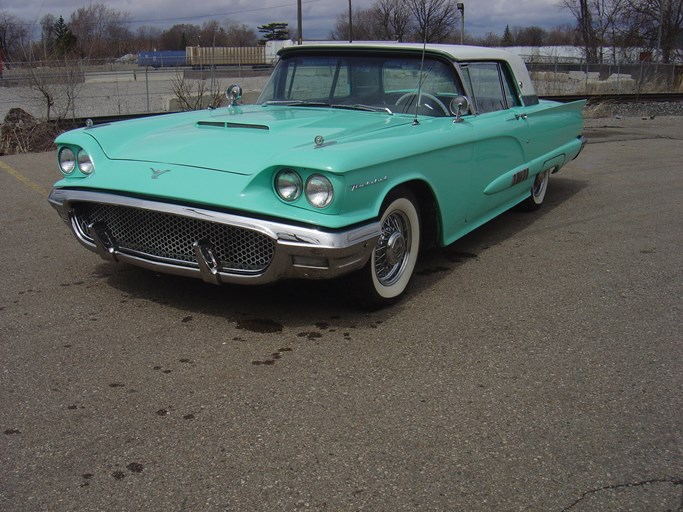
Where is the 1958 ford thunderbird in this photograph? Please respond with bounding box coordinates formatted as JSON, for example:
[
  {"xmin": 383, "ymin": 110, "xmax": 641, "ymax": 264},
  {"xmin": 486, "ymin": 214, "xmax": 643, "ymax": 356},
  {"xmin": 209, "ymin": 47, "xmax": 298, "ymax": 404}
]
[{"xmin": 48, "ymin": 43, "xmax": 586, "ymax": 309}]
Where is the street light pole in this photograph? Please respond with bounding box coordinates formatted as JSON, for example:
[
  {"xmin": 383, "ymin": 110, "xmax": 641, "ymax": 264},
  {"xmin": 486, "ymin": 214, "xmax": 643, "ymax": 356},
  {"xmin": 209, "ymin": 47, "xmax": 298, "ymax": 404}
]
[{"xmin": 457, "ymin": 3, "xmax": 464, "ymax": 45}]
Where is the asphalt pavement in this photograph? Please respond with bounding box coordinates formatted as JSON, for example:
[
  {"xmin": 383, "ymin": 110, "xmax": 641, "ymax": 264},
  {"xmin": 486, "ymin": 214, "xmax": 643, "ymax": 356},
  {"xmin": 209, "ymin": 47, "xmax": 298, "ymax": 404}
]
[{"xmin": 1, "ymin": 116, "xmax": 682, "ymax": 511}]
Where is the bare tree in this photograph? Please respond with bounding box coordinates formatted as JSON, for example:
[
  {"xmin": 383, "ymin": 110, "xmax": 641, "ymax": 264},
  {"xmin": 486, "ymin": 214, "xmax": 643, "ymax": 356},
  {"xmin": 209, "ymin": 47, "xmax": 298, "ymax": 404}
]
[
  {"xmin": 406, "ymin": 0, "xmax": 459, "ymax": 43},
  {"xmin": 546, "ymin": 23, "xmax": 580, "ymax": 46},
  {"xmin": 623, "ymin": 0, "xmax": 683, "ymax": 63},
  {"xmin": 159, "ymin": 24, "xmax": 201, "ymax": 51},
  {"xmin": 23, "ymin": 59, "xmax": 84, "ymax": 120},
  {"xmin": 480, "ymin": 32, "xmax": 502, "ymax": 47},
  {"xmin": 170, "ymin": 72, "xmax": 224, "ymax": 111},
  {"xmin": 330, "ymin": 7, "xmax": 382, "ymax": 41},
  {"xmin": 135, "ymin": 25, "xmax": 163, "ymax": 52},
  {"xmin": 563, "ymin": 0, "xmax": 597, "ymax": 62},
  {"xmin": 373, "ymin": 0, "xmax": 414, "ymax": 41},
  {"xmin": 0, "ymin": 11, "xmax": 30, "ymax": 63},
  {"xmin": 331, "ymin": 0, "xmax": 457, "ymax": 42},
  {"xmin": 199, "ymin": 20, "xmax": 226, "ymax": 47},
  {"xmin": 223, "ymin": 21, "xmax": 259, "ymax": 47},
  {"xmin": 562, "ymin": 0, "xmax": 628, "ymax": 63},
  {"xmin": 39, "ymin": 14, "xmax": 57, "ymax": 60},
  {"xmin": 515, "ymin": 26, "xmax": 547, "ymax": 46},
  {"xmin": 69, "ymin": 2, "xmax": 132, "ymax": 58}
]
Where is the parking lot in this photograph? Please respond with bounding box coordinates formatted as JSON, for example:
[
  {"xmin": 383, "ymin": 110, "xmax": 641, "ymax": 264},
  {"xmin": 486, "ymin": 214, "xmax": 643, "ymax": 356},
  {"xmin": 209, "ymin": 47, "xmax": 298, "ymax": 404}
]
[{"xmin": 1, "ymin": 116, "xmax": 682, "ymax": 511}]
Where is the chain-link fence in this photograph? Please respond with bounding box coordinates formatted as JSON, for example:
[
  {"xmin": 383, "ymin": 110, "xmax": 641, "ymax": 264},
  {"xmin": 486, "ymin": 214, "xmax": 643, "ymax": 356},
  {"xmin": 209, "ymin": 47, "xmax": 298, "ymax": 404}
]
[
  {"xmin": 525, "ymin": 59, "xmax": 682, "ymax": 96},
  {"xmin": 0, "ymin": 60, "xmax": 272, "ymax": 121},
  {"xmin": 1, "ymin": 57, "xmax": 681, "ymax": 121}
]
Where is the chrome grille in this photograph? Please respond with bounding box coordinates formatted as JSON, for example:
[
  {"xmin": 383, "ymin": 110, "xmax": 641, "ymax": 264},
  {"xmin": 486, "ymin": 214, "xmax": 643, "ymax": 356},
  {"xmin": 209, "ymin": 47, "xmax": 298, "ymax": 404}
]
[{"xmin": 73, "ymin": 202, "xmax": 275, "ymax": 274}]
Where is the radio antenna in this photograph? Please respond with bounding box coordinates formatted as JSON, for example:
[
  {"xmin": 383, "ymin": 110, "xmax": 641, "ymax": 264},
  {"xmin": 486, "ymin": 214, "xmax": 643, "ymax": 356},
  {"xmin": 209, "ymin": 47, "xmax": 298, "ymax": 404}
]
[{"xmin": 413, "ymin": 22, "xmax": 430, "ymax": 126}]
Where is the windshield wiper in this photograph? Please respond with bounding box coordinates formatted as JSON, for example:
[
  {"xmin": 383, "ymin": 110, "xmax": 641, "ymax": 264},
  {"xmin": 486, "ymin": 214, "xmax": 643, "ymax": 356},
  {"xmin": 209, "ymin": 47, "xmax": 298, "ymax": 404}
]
[
  {"xmin": 332, "ymin": 104, "xmax": 393, "ymax": 115},
  {"xmin": 264, "ymin": 100, "xmax": 392, "ymax": 115}
]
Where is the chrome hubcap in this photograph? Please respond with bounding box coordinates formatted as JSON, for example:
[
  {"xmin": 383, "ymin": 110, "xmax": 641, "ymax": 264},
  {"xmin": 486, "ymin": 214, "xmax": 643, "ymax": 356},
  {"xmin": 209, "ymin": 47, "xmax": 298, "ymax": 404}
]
[
  {"xmin": 533, "ymin": 171, "xmax": 549, "ymax": 201},
  {"xmin": 374, "ymin": 210, "xmax": 411, "ymax": 286},
  {"xmin": 385, "ymin": 231, "xmax": 406, "ymax": 267}
]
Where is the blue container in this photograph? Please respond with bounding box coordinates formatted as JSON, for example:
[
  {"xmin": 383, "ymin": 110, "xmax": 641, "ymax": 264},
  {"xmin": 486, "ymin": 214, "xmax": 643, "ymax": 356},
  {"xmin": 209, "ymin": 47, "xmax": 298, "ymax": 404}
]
[{"xmin": 138, "ymin": 51, "xmax": 186, "ymax": 68}]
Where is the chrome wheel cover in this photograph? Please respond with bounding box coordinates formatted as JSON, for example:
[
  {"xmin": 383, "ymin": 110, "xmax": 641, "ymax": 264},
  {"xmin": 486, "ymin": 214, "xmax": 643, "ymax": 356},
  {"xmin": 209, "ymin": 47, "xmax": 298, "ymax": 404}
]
[
  {"xmin": 374, "ymin": 210, "xmax": 412, "ymax": 286},
  {"xmin": 532, "ymin": 170, "xmax": 549, "ymax": 202}
]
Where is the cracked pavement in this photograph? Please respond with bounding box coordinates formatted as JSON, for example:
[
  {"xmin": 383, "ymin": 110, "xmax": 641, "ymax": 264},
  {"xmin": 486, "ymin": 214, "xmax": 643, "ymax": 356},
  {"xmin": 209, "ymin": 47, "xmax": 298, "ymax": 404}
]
[{"xmin": 1, "ymin": 116, "xmax": 682, "ymax": 511}]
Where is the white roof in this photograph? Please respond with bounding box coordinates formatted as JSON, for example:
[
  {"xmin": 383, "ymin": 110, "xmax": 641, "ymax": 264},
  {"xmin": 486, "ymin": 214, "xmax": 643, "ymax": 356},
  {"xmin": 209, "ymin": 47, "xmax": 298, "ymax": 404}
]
[{"xmin": 282, "ymin": 42, "xmax": 537, "ymax": 97}]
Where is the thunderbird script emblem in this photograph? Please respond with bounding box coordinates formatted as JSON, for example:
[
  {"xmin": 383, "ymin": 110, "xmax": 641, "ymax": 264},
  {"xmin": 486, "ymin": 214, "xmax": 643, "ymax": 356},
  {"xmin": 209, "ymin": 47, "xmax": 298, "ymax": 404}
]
[{"xmin": 150, "ymin": 167, "xmax": 171, "ymax": 179}]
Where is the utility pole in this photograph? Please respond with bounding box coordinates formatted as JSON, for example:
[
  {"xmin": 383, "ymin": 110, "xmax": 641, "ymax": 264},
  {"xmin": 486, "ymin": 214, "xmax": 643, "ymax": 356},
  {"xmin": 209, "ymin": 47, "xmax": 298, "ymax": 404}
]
[
  {"xmin": 656, "ymin": 0, "xmax": 667, "ymax": 62},
  {"xmin": 349, "ymin": 0, "xmax": 353, "ymax": 42},
  {"xmin": 297, "ymin": 0, "xmax": 302, "ymax": 44},
  {"xmin": 457, "ymin": 3, "xmax": 464, "ymax": 45}
]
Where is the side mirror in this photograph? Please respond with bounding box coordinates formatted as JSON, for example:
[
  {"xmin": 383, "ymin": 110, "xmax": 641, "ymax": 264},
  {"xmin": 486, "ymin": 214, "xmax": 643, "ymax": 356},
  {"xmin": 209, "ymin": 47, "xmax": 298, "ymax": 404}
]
[
  {"xmin": 450, "ymin": 95, "xmax": 470, "ymax": 123},
  {"xmin": 226, "ymin": 84, "xmax": 243, "ymax": 106}
]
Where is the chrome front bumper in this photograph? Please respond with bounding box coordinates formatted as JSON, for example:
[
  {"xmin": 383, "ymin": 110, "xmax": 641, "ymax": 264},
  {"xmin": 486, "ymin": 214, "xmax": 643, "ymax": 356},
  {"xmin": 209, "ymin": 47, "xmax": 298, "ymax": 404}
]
[{"xmin": 48, "ymin": 188, "xmax": 380, "ymax": 285}]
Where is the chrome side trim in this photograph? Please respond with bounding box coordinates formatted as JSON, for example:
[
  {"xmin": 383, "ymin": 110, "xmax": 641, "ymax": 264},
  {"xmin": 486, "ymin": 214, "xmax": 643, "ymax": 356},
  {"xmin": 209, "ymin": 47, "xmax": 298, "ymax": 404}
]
[{"xmin": 49, "ymin": 188, "xmax": 381, "ymax": 284}]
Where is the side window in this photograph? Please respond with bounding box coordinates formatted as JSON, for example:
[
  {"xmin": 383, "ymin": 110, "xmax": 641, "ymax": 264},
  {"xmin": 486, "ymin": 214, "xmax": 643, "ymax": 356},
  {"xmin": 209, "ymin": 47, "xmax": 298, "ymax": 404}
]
[
  {"xmin": 462, "ymin": 62, "xmax": 519, "ymax": 114},
  {"xmin": 501, "ymin": 66, "xmax": 521, "ymax": 108}
]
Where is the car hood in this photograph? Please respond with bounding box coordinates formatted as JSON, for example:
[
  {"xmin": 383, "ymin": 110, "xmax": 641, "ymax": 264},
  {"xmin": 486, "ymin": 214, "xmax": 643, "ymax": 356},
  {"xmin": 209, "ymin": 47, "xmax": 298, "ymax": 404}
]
[{"xmin": 85, "ymin": 106, "xmax": 413, "ymax": 175}]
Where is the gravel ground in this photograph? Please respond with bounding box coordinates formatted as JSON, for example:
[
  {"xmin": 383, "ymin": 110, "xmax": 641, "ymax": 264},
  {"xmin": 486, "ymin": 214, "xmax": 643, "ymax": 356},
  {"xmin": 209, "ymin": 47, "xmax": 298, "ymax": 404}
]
[{"xmin": 584, "ymin": 100, "xmax": 683, "ymax": 118}]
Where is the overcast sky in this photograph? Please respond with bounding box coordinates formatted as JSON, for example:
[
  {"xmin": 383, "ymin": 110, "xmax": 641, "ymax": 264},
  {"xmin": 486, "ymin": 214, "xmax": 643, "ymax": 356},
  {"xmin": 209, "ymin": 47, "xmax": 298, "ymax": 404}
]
[{"xmin": 2, "ymin": 0, "xmax": 574, "ymax": 39}]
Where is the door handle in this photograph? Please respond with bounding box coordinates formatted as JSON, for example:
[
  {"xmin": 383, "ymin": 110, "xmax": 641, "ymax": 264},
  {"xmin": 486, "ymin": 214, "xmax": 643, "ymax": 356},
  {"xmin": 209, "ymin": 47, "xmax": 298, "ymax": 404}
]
[{"xmin": 515, "ymin": 113, "xmax": 528, "ymax": 121}]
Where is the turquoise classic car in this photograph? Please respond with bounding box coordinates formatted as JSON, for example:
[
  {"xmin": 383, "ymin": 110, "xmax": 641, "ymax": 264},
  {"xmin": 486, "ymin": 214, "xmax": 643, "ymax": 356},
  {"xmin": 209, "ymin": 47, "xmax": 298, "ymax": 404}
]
[{"xmin": 49, "ymin": 43, "xmax": 586, "ymax": 309}]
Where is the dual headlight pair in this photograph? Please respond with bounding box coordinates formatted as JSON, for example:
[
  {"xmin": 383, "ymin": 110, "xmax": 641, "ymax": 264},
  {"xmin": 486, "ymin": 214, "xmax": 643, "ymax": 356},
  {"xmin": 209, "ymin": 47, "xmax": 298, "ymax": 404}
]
[
  {"xmin": 275, "ymin": 168, "xmax": 334, "ymax": 209},
  {"xmin": 58, "ymin": 147, "xmax": 94, "ymax": 176},
  {"xmin": 58, "ymin": 150, "xmax": 331, "ymax": 209}
]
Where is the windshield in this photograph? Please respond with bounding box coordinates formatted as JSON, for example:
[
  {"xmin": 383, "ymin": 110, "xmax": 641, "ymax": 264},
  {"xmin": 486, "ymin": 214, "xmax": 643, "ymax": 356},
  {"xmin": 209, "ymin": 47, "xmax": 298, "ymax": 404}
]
[{"xmin": 257, "ymin": 51, "xmax": 463, "ymax": 117}]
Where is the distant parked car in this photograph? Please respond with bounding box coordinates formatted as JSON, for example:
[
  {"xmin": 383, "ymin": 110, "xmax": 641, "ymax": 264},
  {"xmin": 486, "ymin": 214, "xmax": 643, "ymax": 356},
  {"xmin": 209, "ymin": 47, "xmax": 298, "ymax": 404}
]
[{"xmin": 49, "ymin": 43, "xmax": 586, "ymax": 308}]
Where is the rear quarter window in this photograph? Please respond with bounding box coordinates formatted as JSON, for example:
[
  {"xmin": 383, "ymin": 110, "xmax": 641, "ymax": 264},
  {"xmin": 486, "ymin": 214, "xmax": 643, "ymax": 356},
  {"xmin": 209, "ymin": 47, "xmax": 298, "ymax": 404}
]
[{"xmin": 461, "ymin": 61, "xmax": 520, "ymax": 114}]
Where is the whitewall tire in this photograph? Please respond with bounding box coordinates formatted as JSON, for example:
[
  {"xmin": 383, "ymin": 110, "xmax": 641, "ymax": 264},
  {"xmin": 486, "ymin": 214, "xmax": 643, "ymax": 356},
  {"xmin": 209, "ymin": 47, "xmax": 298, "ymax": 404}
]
[{"xmin": 352, "ymin": 190, "xmax": 421, "ymax": 310}]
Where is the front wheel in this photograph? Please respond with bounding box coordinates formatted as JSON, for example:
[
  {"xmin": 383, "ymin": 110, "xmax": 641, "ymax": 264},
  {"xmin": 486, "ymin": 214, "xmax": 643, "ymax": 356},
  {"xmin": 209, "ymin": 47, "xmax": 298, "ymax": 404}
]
[
  {"xmin": 517, "ymin": 169, "xmax": 550, "ymax": 212},
  {"xmin": 350, "ymin": 190, "xmax": 421, "ymax": 310}
]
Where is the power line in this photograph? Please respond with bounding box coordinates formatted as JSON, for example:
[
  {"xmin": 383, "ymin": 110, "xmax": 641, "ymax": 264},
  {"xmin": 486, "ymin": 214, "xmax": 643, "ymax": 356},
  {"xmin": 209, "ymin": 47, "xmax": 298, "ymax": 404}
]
[
  {"xmin": 129, "ymin": 0, "xmax": 323, "ymax": 25},
  {"xmin": 4, "ymin": 0, "xmax": 325, "ymax": 28}
]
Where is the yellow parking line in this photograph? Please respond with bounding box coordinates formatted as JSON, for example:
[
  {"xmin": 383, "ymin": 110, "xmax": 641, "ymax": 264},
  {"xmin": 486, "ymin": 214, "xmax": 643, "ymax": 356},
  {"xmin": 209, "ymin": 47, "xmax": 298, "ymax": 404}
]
[{"xmin": 0, "ymin": 160, "xmax": 48, "ymax": 196}]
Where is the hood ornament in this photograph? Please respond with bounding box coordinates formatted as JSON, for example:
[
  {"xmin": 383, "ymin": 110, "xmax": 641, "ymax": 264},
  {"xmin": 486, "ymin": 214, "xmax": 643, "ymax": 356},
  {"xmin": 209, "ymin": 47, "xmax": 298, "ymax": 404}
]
[
  {"xmin": 150, "ymin": 167, "xmax": 171, "ymax": 179},
  {"xmin": 314, "ymin": 135, "xmax": 325, "ymax": 147}
]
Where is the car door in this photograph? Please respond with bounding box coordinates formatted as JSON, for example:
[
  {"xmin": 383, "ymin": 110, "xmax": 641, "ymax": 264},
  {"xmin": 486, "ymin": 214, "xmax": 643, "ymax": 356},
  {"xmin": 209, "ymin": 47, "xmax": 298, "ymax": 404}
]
[{"xmin": 460, "ymin": 62, "xmax": 532, "ymax": 223}]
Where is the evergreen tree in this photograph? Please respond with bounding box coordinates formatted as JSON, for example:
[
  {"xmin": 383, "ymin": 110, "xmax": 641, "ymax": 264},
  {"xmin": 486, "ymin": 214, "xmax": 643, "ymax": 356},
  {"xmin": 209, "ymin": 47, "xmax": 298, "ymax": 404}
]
[
  {"xmin": 54, "ymin": 16, "xmax": 77, "ymax": 56},
  {"xmin": 257, "ymin": 22, "xmax": 290, "ymax": 44},
  {"xmin": 501, "ymin": 24, "xmax": 514, "ymax": 46}
]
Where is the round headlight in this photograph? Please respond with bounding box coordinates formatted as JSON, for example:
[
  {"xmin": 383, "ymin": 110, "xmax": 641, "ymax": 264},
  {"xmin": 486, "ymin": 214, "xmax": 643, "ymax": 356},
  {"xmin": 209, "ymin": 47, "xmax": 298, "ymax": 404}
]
[
  {"xmin": 305, "ymin": 174, "xmax": 334, "ymax": 208},
  {"xmin": 58, "ymin": 147, "xmax": 76, "ymax": 174},
  {"xmin": 77, "ymin": 150, "xmax": 94, "ymax": 175},
  {"xmin": 275, "ymin": 169, "xmax": 302, "ymax": 202}
]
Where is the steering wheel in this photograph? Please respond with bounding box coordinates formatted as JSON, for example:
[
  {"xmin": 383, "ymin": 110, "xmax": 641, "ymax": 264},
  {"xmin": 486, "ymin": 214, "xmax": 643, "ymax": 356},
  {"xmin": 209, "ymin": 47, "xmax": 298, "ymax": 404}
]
[{"xmin": 395, "ymin": 92, "xmax": 449, "ymax": 116}]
